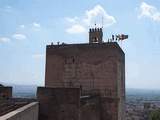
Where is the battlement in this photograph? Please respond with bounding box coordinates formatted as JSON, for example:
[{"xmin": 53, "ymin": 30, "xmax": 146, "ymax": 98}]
[
  {"xmin": 47, "ymin": 42, "xmax": 124, "ymax": 55},
  {"xmin": 89, "ymin": 28, "xmax": 102, "ymax": 32},
  {"xmin": 89, "ymin": 27, "xmax": 103, "ymax": 43}
]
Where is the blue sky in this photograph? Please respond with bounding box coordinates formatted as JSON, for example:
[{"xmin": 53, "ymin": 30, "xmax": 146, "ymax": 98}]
[{"xmin": 0, "ymin": 0, "xmax": 160, "ymax": 89}]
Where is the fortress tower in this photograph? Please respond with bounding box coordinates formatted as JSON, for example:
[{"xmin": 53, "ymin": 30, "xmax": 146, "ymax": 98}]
[
  {"xmin": 38, "ymin": 27, "xmax": 125, "ymax": 120},
  {"xmin": 89, "ymin": 28, "xmax": 103, "ymax": 43}
]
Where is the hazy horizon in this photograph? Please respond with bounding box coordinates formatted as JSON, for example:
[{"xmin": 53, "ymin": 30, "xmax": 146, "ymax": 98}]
[{"xmin": 2, "ymin": 81, "xmax": 160, "ymax": 91}]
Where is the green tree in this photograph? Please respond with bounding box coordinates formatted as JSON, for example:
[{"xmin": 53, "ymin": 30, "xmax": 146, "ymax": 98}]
[{"xmin": 149, "ymin": 109, "xmax": 160, "ymax": 120}]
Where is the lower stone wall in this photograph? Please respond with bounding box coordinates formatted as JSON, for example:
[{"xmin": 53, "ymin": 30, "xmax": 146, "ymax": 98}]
[
  {"xmin": 37, "ymin": 87, "xmax": 119, "ymax": 120},
  {"xmin": 37, "ymin": 87, "xmax": 80, "ymax": 120},
  {"xmin": 80, "ymin": 96, "xmax": 118, "ymax": 120},
  {"xmin": 100, "ymin": 97, "xmax": 118, "ymax": 120},
  {"xmin": 80, "ymin": 96, "xmax": 101, "ymax": 120},
  {"xmin": 0, "ymin": 102, "xmax": 39, "ymax": 120}
]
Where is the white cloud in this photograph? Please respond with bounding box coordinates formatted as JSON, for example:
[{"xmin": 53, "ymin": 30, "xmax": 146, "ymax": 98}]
[
  {"xmin": 32, "ymin": 22, "xmax": 41, "ymax": 31},
  {"xmin": 6, "ymin": 5, "xmax": 11, "ymax": 9},
  {"xmin": 83, "ymin": 5, "xmax": 116, "ymax": 27},
  {"xmin": 19, "ymin": 25, "xmax": 25, "ymax": 28},
  {"xmin": 32, "ymin": 54, "xmax": 44, "ymax": 59},
  {"xmin": 18, "ymin": 22, "xmax": 41, "ymax": 31},
  {"xmin": 66, "ymin": 24, "xmax": 86, "ymax": 34},
  {"xmin": 4, "ymin": 5, "xmax": 12, "ymax": 12},
  {"xmin": 0, "ymin": 5, "xmax": 12, "ymax": 14},
  {"xmin": 0, "ymin": 37, "xmax": 10, "ymax": 43},
  {"xmin": 65, "ymin": 5, "xmax": 116, "ymax": 34},
  {"xmin": 65, "ymin": 17, "xmax": 79, "ymax": 23},
  {"xmin": 138, "ymin": 2, "xmax": 160, "ymax": 22},
  {"xmin": 12, "ymin": 33, "xmax": 26, "ymax": 40},
  {"xmin": 33, "ymin": 22, "xmax": 41, "ymax": 28}
]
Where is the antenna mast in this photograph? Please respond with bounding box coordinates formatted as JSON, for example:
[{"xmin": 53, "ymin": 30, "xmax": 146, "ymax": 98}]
[{"xmin": 102, "ymin": 16, "xmax": 104, "ymax": 29}]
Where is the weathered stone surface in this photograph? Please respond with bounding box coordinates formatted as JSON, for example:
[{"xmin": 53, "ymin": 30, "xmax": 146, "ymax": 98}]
[
  {"xmin": 37, "ymin": 87, "xmax": 80, "ymax": 120},
  {"xmin": 44, "ymin": 42, "xmax": 125, "ymax": 120}
]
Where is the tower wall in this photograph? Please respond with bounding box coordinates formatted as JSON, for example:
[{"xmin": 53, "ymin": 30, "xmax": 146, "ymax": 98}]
[
  {"xmin": 89, "ymin": 28, "xmax": 103, "ymax": 43},
  {"xmin": 44, "ymin": 42, "xmax": 125, "ymax": 120}
]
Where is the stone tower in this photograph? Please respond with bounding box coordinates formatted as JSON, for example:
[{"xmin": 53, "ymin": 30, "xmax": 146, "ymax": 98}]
[
  {"xmin": 38, "ymin": 27, "xmax": 125, "ymax": 120},
  {"xmin": 89, "ymin": 28, "xmax": 103, "ymax": 43}
]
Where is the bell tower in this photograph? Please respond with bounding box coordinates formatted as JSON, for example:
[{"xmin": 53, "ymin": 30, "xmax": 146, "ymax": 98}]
[{"xmin": 89, "ymin": 27, "xmax": 103, "ymax": 43}]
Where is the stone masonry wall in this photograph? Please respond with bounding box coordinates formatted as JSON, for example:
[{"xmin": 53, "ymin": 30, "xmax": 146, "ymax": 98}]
[
  {"xmin": 44, "ymin": 42, "xmax": 125, "ymax": 120},
  {"xmin": 45, "ymin": 43, "xmax": 124, "ymax": 93},
  {"xmin": 37, "ymin": 87, "xmax": 80, "ymax": 120}
]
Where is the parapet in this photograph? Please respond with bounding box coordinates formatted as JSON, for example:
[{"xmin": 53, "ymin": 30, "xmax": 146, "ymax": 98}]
[
  {"xmin": 0, "ymin": 102, "xmax": 38, "ymax": 120},
  {"xmin": 89, "ymin": 28, "xmax": 102, "ymax": 32},
  {"xmin": 46, "ymin": 42, "xmax": 124, "ymax": 56}
]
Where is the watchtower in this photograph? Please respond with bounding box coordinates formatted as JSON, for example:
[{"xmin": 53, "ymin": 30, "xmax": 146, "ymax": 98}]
[
  {"xmin": 89, "ymin": 27, "xmax": 103, "ymax": 43},
  {"xmin": 40, "ymin": 27, "xmax": 126, "ymax": 120}
]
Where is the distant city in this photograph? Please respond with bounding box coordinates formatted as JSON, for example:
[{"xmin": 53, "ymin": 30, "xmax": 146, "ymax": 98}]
[{"xmin": 12, "ymin": 85, "xmax": 160, "ymax": 120}]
